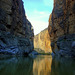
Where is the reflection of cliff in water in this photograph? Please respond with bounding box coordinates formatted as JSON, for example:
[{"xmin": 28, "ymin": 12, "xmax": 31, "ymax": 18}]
[
  {"xmin": 0, "ymin": 57, "xmax": 33, "ymax": 75},
  {"xmin": 51, "ymin": 57, "xmax": 75, "ymax": 75},
  {"xmin": 33, "ymin": 55, "xmax": 52, "ymax": 75},
  {"xmin": 0, "ymin": 55, "xmax": 75, "ymax": 75}
]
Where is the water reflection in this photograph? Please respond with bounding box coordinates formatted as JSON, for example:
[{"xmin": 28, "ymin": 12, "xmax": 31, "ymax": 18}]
[
  {"xmin": 0, "ymin": 56, "xmax": 33, "ymax": 75},
  {"xmin": 0, "ymin": 55, "xmax": 75, "ymax": 75},
  {"xmin": 33, "ymin": 55, "xmax": 52, "ymax": 75},
  {"xmin": 51, "ymin": 57, "xmax": 75, "ymax": 75}
]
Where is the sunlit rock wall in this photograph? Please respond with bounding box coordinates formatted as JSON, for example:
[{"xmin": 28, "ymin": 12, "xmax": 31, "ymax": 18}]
[
  {"xmin": 48, "ymin": 0, "xmax": 75, "ymax": 57},
  {"xmin": 0, "ymin": 0, "xmax": 34, "ymax": 55},
  {"xmin": 34, "ymin": 28, "xmax": 52, "ymax": 53}
]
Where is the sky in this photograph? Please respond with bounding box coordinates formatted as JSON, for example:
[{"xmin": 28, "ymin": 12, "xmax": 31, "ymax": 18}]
[{"xmin": 22, "ymin": 0, "xmax": 53, "ymax": 35}]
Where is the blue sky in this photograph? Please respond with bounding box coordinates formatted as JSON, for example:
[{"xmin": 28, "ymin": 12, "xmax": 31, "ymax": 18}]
[{"xmin": 22, "ymin": 0, "xmax": 53, "ymax": 35}]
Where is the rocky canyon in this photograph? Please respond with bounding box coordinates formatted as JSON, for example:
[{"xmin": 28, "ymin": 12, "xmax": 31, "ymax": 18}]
[
  {"xmin": 34, "ymin": 0, "xmax": 75, "ymax": 57},
  {"xmin": 48, "ymin": 0, "xmax": 75, "ymax": 57},
  {"xmin": 0, "ymin": 0, "xmax": 34, "ymax": 55},
  {"xmin": 0, "ymin": 0, "xmax": 75, "ymax": 75},
  {"xmin": 0, "ymin": 0, "xmax": 75, "ymax": 57}
]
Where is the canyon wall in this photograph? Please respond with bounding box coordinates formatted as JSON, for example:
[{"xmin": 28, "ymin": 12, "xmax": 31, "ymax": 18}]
[
  {"xmin": 0, "ymin": 0, "xmax": 34, "ymax": 55},
  {"xmin": 34, "ymin": 28, "xmax": 52, "ymax": 53},
  {"xmin": 48, "ymin": 0, "xmax": 75, "ymax": 57}
]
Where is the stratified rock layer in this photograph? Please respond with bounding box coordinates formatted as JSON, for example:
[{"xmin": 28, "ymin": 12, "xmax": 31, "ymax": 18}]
[
  {"xmin": 0, "ymin": 0, "xmax": 34, "ymax": 55},
  {"xmin": 34, "ymin": 28, "xmax": 52, "ymax": 53},
  {"xmin": 48, "ymin": 0, "xmax": 75, "ymax": 57}
]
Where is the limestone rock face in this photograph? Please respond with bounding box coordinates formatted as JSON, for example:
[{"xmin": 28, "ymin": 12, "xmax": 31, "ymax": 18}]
[
  {"xmin": 48, "ymin": 0, "xmax": 75, "ymax": 57},
  {"xmin": 34, "ymin": 28, "xmax": 52, "ymax": 53},
  {"xmin": 0, "ymin": 0, "xmax": 34, "ymax": 55}
]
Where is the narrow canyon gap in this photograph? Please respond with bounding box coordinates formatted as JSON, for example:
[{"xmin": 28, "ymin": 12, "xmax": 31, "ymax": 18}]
[
  {"xmin": 0, "ymin": 0, "xmax": 75, "ymax": 75},
  {"xmin": 34, "ymin": 0, "xmax": 75, "ymax": 57},
  {"xmin": 0, "ymin": 0, "xmax": 75, "ymax": 57}
]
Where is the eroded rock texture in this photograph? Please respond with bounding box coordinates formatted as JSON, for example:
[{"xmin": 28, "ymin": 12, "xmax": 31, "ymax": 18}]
[
  {"xmin": 0, "ymin": 0, "xmax": 34, "ymax": 55},
  {"xmin": 48, "ymin": 0, "xmax": 75, "ymax": 57},
  {"xmin": 34, "ymin": 28, "xmax": 52, "ymax": 53}
]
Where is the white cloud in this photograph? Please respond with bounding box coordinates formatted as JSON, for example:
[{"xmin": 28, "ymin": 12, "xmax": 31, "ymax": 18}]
[
  {"xmin": 39, "ymin": 12, "xmax": 45, "ymax": 15},
  {"xmin": 34, "ymin": 10, "xmax": 46, "ymax": 15},
  {"xmin": 28, "ymin": 10, "xmax": 50, "ymax": 21},
  {"xmin": 34, "ymin": 10, "xmax": 49, "ymax": 15}
]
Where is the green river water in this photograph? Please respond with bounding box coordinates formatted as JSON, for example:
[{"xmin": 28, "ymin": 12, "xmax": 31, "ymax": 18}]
[{"xmin": 0, "ymin": 55, "xmax": 75, "ymax": 75}]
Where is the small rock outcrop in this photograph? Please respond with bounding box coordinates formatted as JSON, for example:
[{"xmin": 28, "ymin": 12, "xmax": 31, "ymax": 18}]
[
  {"xmin": 0, "ymin": 0, "xmax": 34, "ymax": 55},
  {"xmin": 34, "ymin": 28, "xmax": 52, "ymax": 53},
  {"xmin": 48, "ymin": 0, "xmax": 75, "ymax": 57}
]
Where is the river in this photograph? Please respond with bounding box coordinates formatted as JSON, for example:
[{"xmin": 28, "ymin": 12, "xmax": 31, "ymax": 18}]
[{"xmin": 0, "ymin": 55, "xmax": 75, "ymax": 75}]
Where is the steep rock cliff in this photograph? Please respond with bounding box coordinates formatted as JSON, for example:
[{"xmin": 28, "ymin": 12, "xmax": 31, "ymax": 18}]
[
  {"xmin": 34, "ymin": 28, "xmax": 52, "ymax": 53},
  {"xmin": 48, "ymin": 0, "xmax": 75, "ymax": 57},
  {"xmin": 0, "ymin": 0, "xmax": 34, "ymax": 55}
]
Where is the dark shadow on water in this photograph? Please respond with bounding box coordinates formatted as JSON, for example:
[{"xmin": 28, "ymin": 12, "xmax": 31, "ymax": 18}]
[
  {"xmin": 0, "ymin": 56, "xmax": 33, "ymax": 75},
  {"xmin": 0, "ymin": 55, "xmax": 75, "ymax": 75},
  {"xmin": 51, "ymin": 57, "xmax": 75, "ymax": 75}
]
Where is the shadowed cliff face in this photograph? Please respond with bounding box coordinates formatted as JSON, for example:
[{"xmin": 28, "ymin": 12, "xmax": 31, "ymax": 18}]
[
  {"xmin": 48, "ymin": 0, "xmax": 75, "ymax": 57},
  {"xmin": 34, "ymin": 28, "xmax": 52, "ymax": 53},
  {"xmin": 0, "ymin": 0, "xmax": 34, "ymax": 55}
]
